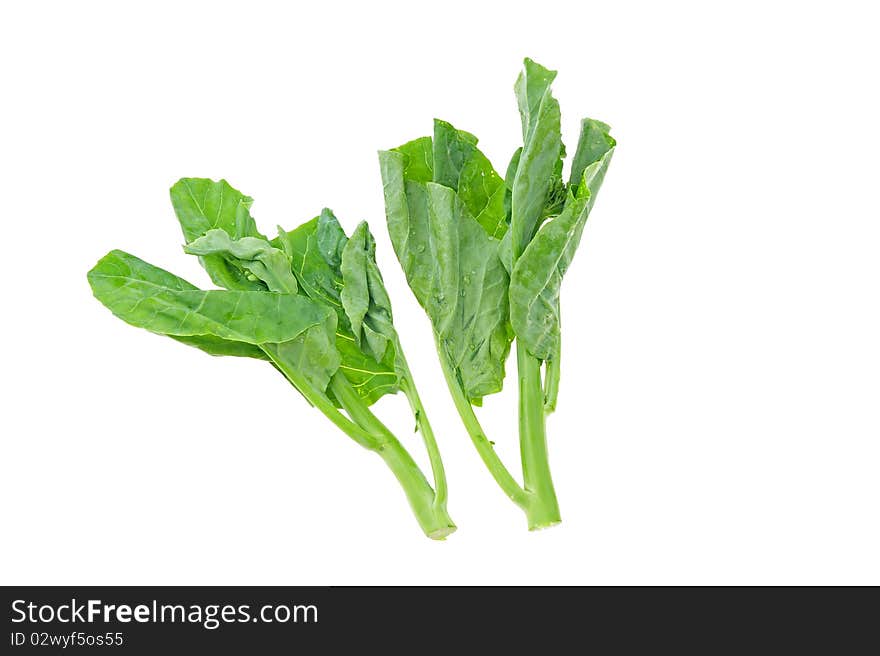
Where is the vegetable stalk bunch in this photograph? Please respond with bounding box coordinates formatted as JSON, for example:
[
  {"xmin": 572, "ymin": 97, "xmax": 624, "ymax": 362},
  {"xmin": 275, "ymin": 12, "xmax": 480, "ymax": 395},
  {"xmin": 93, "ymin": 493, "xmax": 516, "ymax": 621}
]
[
  {"xmin": 88, "ymin": 180, "xmax": 454, "ymax": 539},
  {"xmin": 379, "ymin": 58, "xmax": 615, "ymax": 529}
]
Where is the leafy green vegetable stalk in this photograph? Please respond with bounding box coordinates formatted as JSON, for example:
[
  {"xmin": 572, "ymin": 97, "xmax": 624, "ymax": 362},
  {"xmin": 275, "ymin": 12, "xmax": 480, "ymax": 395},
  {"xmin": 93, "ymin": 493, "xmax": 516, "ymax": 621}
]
[
  {"xmin": 88, "ymin": 179, "xmax": 454, "ymax": 539},
  {"xmin": 379, "ymin": 58, "xmax": 615, "ymax": 529}
]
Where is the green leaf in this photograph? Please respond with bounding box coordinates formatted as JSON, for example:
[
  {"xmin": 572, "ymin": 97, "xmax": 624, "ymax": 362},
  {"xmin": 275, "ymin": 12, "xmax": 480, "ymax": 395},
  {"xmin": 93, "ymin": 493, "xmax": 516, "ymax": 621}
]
[
  {"xmin": 381, "ymin": 140, "xmax": 512, "ymax": 402},
  {"xmin": 432, "ymin": 119, "xmax": 507, "ymax": 239},
  {"xmin": 424, "ymin": 183, "xmax": 511, "ymax": 400},
  {"xmin": 432, "ymin": 119, "xmax": 478, "ymax": 188},
  {"xmin": 460, "ymin": 156, "xmax": 508, "ymax": 239},
  {"xmin": 569, "ymin": 118, "xmax": 617, "ymax": 197},
  {"xmin": 394, "ymin": 136, "xmax": 434, "ymax": 183},
  {"xmin": 509, "ymin": 147, "xmax": 614, "ymax": 360},
  {"xmin": 498, "ymin": 148, "xmax": 521, "ymax": 276},
  {"xmin": 184, "ymin": 229, "xmax": 298, "ymax": 294},
  {"xmin": 340, "ymin": 222, "xmax": 372, "ymax": 349},
  {"xmin": 276, "ymin": 218, "xmax": 345, "ymax": 313},
  {"xmin": 170, "ymin": 335, "xmax": 269, "ymax": 360},
  {"xmin": 88, "ymin": 250, "xmax": 334, "ymax": 346},
  {"xmin": 504, "ymin": 147, "xmax": 523, "ymax": 190},
  {"xmin": 277, "ymin": 216, "xmax": 400, "ymax": 405},
  {"xmin": 340, "ymin": 221, "xmax": 397, "ymax": 364},
  {"xmin": 510, "ymin": 59, "xmax": 563, "ymax": 259},
  {"xmin": 170, "ymin": 178, "xmax": 266, "ymax": 242},
  {"xmin": 334, "ymin": 333, "xmax": 399, "ymax": 405},
  {"xmin": 266, "ymin": 309, "xmax": 341, "ymax": 394},
  {"xmin": 381, "ymin": 130, "xmax": 513, "ymax": 402},
  {"xmin": 379, "ymin": 150, "xmax": 437, "ymax": 306},
  {"xmin": 514, "ymin": 58, "xmax": 558, "ymax": 141},
  {"xmin": 316, "ymin": 208, "xmax": 348, "ymax": 269},
  {"xmin": 169, "ymin": 178, "xmax": 268, "ymax": 291}
]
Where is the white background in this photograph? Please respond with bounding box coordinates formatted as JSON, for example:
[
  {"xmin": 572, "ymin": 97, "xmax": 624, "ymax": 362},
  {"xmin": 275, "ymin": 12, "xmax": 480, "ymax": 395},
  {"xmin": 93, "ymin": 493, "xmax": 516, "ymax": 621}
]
[{"xmin": 1, "ymin": 1, "xmax": 878, "ymax": 585}]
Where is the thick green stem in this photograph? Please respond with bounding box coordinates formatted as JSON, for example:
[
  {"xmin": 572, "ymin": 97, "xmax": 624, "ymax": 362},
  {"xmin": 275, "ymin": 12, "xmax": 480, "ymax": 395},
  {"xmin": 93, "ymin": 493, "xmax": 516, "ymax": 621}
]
[
  {"xmin": 543, "ymin": 301, "xmax": 561, "ymax": 413},
  {"xmin": 435, "ymin": 335, "xmax": 530, "ymax": 510},
  {"xmin": 543, "ymin": 355, "xmax": 560, "ymax": 413},
  {"xmin": 376, "ymin": 438, "xmax": 456, "ymax": 540},
  {"xmin": 329, "ymin": 373, "xmax": 386, "ymax": 440},
  {"xmin": 262, "ymin": 345, "xmax": 376, "ymax": 449},
  {"xmin": 518, "ymin": 341, "xmax": 561, "ymax": 529},
  {"xmin": 264, "ymin": 345, "xmax": 454, "ymax": 539},
  {"xmin": 396, "ymin": 347, "xmax": 448, "ymax": 510},
  {"xmin": 330, "ymin": 374, "xmax": 455, "ymax": 540}
]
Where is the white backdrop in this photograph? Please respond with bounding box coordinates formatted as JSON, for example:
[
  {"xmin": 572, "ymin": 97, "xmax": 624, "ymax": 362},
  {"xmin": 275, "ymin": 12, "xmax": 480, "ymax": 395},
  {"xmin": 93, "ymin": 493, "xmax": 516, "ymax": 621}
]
[{"xmin": 1, "ymin": 1, "xmax": 877, "ymax": 585}]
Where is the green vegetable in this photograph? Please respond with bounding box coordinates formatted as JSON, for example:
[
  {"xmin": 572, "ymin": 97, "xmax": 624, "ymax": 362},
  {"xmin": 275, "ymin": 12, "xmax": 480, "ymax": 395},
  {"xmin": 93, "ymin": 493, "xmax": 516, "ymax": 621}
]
[
  {"xmin": 379, "ymin": 58, "xmax": 615, "ymax": 529},
  {"xmin": 89, "ymin": 179, "xmax": 454, "ymax": 539}
]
